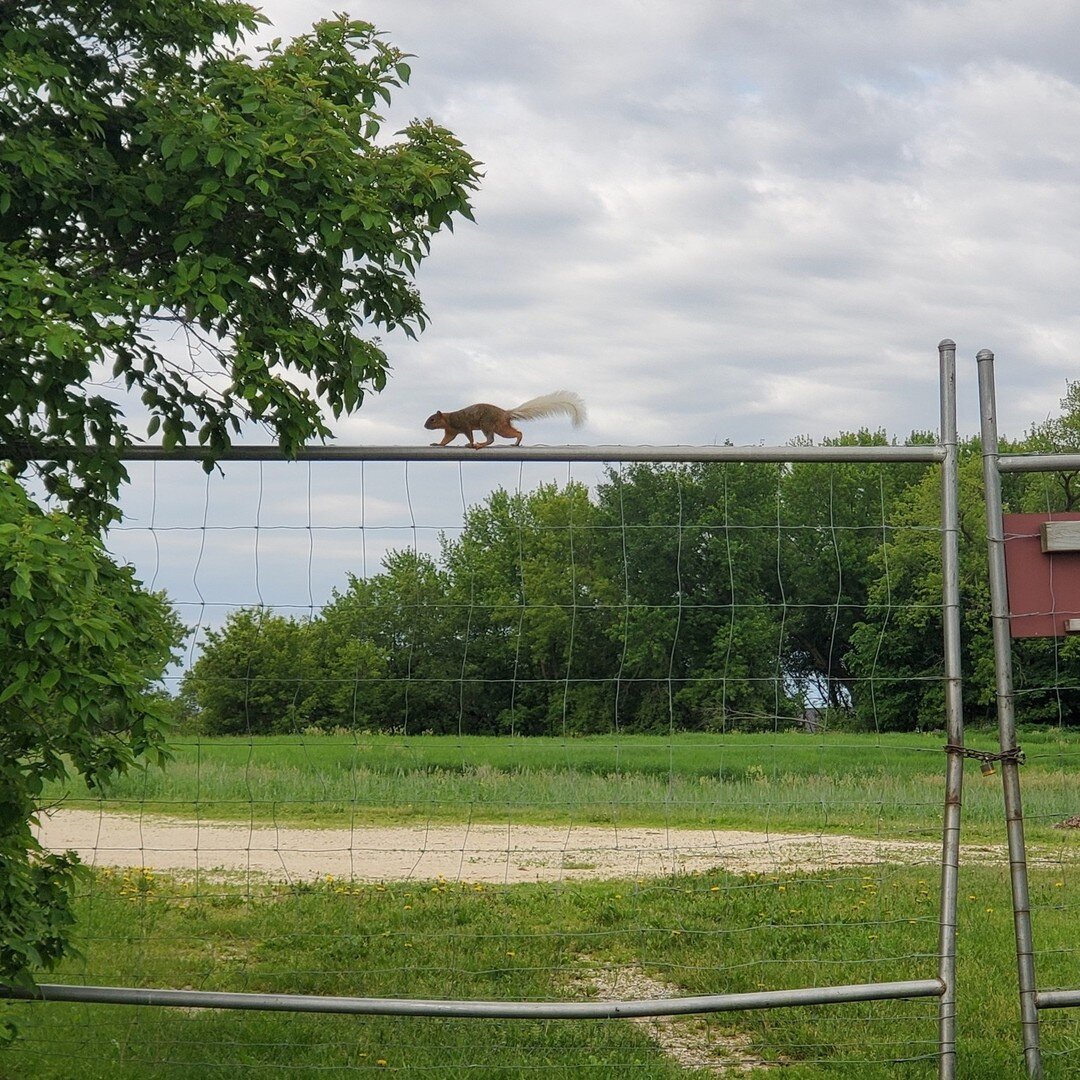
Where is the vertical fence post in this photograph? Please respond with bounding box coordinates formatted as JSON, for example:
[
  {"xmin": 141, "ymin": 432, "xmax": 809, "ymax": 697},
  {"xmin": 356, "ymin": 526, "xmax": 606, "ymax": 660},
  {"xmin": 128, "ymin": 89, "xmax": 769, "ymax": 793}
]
[
  {"xmin": 937, "ymin": 340, "xmax": 963, "ymax": 1080},
  {"xmin": 976, "ymin": 348, "xmax": 1043, "ymax": 1079}
]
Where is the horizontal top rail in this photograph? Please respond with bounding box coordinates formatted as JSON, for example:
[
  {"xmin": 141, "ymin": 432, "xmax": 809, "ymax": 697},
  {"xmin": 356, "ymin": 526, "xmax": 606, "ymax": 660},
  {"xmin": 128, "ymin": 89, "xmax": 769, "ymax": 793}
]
[
  {"xmin": 999, "ymin": 452, "xmax": 1080, "ymax": 474},
  {"xmin": 3, "ymin": 443, "xmax": 947, "ymax": 465}
]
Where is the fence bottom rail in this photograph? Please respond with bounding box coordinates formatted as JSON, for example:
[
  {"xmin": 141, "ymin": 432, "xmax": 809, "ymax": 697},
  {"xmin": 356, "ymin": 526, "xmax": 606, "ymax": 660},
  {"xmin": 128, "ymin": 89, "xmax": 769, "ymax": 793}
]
[{"xmin": 0, "ymin": 977, "xmax": 944, "ymax": 1019}]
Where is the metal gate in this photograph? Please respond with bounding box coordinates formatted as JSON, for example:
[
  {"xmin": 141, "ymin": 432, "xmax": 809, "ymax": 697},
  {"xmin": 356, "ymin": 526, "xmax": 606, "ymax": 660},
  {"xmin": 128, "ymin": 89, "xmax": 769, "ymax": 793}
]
[{"xmin": 1, "ymin": 341, "xmax": 967, "ymax": 1076}]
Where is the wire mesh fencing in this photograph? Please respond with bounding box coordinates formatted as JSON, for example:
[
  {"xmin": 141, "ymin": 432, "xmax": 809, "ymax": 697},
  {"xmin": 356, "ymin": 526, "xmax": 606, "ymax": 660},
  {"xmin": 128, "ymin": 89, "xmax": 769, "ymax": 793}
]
[{"xmin": 3, "ymin": 348, "xmax": 974, "ymax": 1077}]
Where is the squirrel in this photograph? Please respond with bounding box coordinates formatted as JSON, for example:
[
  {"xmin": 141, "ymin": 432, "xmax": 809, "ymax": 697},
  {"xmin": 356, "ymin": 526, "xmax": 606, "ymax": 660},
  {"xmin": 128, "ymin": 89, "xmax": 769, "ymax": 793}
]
[{"xmin": 424, "ymin": 390, "xmax": 586, "ymax": 448}]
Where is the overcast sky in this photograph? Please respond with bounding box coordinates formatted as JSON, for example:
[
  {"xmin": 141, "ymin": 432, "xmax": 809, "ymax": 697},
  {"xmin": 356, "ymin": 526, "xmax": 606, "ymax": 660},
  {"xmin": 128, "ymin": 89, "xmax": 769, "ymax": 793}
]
[
  {"xmin": 246, "ymin": 0, "xmax": 1080, "ymax": 447},
  {"xmin": 107, "ymin": 0, "xmax": 1080, "ymax": 662}
]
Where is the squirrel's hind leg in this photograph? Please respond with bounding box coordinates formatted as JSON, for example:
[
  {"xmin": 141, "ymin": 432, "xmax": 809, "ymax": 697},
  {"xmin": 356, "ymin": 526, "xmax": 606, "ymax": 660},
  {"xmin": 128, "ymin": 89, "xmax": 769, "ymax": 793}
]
[{"xmin": 493, "ymin": 420, "xmax": 523, "ymax": 446}]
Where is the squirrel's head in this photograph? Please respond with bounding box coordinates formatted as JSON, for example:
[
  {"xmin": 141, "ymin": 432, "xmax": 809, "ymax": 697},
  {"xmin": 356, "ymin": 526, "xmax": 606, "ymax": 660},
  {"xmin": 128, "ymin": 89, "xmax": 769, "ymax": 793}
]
[{"xmin": 424, "ymin": 411, "xmax": 445, "ymax": 430}]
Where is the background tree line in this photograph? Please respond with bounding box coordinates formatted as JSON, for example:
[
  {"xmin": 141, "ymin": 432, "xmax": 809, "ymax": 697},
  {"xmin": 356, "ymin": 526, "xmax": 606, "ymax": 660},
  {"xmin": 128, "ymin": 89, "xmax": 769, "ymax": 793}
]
[{"xmin": 179, "ymin": 395, "xmax": 1080, "ymax": 737}]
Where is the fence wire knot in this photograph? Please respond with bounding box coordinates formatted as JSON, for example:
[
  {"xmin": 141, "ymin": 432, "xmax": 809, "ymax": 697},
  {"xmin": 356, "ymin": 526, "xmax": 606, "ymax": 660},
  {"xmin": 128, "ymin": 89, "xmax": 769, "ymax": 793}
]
[{"xmin": 943, "ymin": 743, "xmax": 1025, "ymax": 766}]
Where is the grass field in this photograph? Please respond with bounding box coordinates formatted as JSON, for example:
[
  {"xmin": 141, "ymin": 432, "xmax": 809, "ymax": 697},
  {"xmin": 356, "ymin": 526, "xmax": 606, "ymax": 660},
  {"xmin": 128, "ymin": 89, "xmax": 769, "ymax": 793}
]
[
  {"xmin": 14, "ymin": 727, "xmax": 1080, "ymax": 1076},
  {"xmin": 41, "ymin": 727, "xmax": 1080, "ymax": 846},
  {"xmin": 5, "ymin": 863, "xmax": 1080, "ymax": 1077}
]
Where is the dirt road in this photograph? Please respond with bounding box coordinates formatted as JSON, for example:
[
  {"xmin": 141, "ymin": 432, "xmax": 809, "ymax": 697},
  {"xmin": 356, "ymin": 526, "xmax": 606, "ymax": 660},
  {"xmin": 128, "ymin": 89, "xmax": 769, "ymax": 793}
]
[{"xmin": 34, "ymin": 808, "xmax": 948, "ymax": 883}]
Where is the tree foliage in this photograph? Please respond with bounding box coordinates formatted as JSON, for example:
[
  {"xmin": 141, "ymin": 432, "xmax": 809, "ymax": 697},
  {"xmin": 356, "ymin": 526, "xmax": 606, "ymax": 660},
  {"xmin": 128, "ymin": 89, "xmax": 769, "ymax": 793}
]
[
  {"xmin": 0, "ymin": 476, "xmax": 184, "ymax": 988},
  {"xmin": 183, "ymin": 385, "xmax": 1080, "ymax": 738},
  {"xmin": 0, "ymin": 0, "xmax": 477, "ymax": 998},
  {"xmin": 1, "ymin": 0, "xmax": 480, "ymax": 525},
  {"xmin": 180, "ymin": 451, "xmax": 921, "ymax": 736}
]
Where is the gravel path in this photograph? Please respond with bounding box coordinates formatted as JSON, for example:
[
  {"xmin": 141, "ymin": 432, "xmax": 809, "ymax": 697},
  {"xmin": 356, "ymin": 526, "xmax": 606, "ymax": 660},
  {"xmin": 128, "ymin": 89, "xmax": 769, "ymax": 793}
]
[{"xmin": 34, "ymin": 808, "xmax": 948, "ymax": 883}]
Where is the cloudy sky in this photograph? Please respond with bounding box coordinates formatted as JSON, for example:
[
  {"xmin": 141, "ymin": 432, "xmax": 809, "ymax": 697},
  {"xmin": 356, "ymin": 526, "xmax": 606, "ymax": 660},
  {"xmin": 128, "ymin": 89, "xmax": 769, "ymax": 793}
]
[
  {"xmin": 246, "ymin": 0, "xmax": 1080, "ymax": 446},
  {"xmin": 106, "ymin": 0, "xmax": 1080, "ymax": 659}
]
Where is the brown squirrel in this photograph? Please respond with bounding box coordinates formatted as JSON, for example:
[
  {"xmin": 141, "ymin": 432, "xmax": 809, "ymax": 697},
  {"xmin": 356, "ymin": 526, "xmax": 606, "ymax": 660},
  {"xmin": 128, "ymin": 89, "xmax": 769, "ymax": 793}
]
[{"xmin": 424, "ymin": 390, "xmax": 586, "ymax": 448}]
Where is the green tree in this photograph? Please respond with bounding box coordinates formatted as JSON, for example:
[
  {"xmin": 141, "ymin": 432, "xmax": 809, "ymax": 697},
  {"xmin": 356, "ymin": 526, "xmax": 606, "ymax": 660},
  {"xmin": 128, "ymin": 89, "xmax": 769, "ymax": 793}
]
[
  {"xmin": 676, "ymin": 461, "xmax": 803, "ymax": 730},
  {"xmin": 596, "ymin": 462, "xmax": 798, "ymax": 731},
  {"xmin": 0, "ymin": 0, "xmax": 477, "ymax": 994},
  {"xmin": 1, "ymin": 0, "xmax": 480, "ymax": 525},
  {"xmin": 847, "ymin": 447, "xmax": 985, "ymax": 731},
  {"xmin": 777, "ymin": 431, "xmax": 932, "ymax": 709},
  {"xmin": 319, "ymin": 552, "xmax": 453, "ymax": 733},
  {"xmin": 0, "ymin": 477, "xmax": 183, "ymax": 990},
  {"xmin": 1021, "ymin": 380, "xmax": 1080, "ymax": 511},
  {"xmin": 180, "ymin": 607, "xmax": 310, "ymax": 734},
  {"xmin": 848, "ymin": 391, "xmax": 1080, "ymax": 732},
  {"xmin": 440, "ymin": 483, "xmax": 617, "ymax": 735}
]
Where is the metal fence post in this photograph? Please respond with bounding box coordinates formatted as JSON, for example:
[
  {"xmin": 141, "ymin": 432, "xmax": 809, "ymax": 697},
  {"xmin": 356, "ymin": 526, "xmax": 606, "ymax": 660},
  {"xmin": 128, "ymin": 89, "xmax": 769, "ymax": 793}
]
[
  {"xmin": 976, "ymin": 348, "xmax": 1043, "ymax": 1078},
  {"xmin": 937, "ymin": 340, "xmax": 963, "ymax": 1080}
]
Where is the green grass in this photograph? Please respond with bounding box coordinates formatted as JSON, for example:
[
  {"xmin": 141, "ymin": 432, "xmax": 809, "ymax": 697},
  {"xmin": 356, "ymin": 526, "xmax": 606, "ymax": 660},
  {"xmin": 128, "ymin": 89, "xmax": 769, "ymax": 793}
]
[
  {"xmin": 5, "ymin": 862, "xmax": 1078, "ymax": 1077},
  {"xmin": 17, "ymin": 729, "xmax": 1080, "ymax": 1075},
  {"xmin": 42, "ymin": 728, "xmax": 1080, "ymax": 846}
]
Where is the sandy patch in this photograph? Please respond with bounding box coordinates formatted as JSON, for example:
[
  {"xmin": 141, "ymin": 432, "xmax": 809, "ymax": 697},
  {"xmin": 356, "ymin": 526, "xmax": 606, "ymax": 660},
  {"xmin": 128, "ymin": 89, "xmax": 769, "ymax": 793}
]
[
  {"xmin": 565, "ymin": 959, "xmax": 779, "ymax": 1073},
  {"xmin": 33, "ymin": 808, "xmax": 950, "ymax": 883}
]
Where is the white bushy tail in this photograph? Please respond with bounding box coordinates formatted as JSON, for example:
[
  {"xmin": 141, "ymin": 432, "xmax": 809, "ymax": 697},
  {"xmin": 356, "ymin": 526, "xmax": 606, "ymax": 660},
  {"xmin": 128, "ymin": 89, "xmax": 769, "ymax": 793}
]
[{"xmin": 509, "ymin": 391, "xmax": 586, "ymax": 427}]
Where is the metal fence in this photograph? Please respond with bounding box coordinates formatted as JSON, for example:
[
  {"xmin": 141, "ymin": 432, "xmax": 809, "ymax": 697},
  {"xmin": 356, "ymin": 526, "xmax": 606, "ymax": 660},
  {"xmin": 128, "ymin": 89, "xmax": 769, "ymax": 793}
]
[{"xmin": 1, "ymin": 342, "xmax": 968, "ymax": 1076}]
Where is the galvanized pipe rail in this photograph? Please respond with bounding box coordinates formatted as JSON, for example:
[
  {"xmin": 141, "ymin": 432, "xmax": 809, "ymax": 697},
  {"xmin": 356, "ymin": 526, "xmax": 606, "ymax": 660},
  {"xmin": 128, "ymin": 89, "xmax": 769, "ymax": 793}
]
[
  {"xmin": 14, "ymin": 443, "xmax": 947, "ymax": 464},
  {"xmin": 936, "ymin": 340, "xmax": 965, "ymax": 1080},
  {"xmin": 0, "ymin": 977, "xmax": 944, "ymax": 1018}
]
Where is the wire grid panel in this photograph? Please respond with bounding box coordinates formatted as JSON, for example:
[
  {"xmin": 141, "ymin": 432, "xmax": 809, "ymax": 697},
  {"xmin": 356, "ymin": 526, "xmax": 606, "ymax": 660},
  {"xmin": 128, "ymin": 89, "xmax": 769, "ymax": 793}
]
[{"xmin": 14, "ymin": 454, "xmax": 953, "ymax": 1077}]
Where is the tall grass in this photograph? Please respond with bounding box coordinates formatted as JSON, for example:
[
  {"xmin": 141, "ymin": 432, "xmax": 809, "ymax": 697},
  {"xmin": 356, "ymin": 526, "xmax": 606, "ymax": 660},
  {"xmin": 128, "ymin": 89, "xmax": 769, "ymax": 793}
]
[{"xmin": 42, "ymin": 729, "xmax": 1080, "ymax": 845}]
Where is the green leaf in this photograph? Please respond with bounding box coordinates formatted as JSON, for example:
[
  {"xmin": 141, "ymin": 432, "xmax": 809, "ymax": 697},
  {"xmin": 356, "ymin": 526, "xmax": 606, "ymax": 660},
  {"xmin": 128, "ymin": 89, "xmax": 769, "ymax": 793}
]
[{"xmin": 45, "ymin": 332, "xmax": 67, "ymax": 358}]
